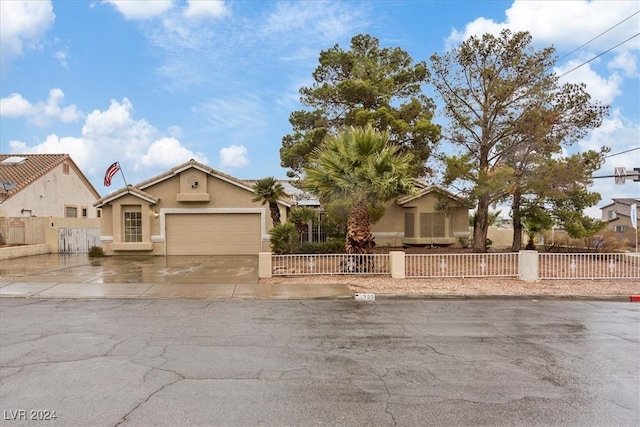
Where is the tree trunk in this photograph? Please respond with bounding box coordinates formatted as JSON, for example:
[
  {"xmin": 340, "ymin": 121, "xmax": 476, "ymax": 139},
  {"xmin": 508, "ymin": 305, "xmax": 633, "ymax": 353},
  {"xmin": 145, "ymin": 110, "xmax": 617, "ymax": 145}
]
[
  {"xmin": 510, "ymin": 187, "xmax": 523, "ymax": 252},
  {"xmin": 472, "ymin": 195, "xmax": 490, "ymax": 252},
  {"xmin": 269, "ymin": 202, "xmax": 281, "ymax": 226},
  {"xmin": 346, "ymin": 198, "xmax": 374, "ymax": 254}
]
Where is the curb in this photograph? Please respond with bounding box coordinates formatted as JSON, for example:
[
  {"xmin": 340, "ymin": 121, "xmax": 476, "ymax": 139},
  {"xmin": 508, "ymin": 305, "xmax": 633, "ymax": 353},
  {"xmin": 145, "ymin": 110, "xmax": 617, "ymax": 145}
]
[{"xmin": 355, "ymin": 294, "xmax": 633, "ymax": 302}]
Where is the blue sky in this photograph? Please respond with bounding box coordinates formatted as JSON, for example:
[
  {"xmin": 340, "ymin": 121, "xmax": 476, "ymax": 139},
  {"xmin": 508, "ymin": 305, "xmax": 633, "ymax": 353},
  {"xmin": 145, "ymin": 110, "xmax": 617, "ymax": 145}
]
[{"xmin": 1, "ymin": 0, "xmax": 638, "ymax": 217}]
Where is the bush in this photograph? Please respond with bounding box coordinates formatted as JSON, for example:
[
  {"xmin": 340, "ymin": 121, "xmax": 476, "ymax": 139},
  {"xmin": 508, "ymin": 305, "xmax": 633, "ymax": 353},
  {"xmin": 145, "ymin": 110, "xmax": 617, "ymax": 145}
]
[
  {"xmin": 88, "ymin": 245, "xmax": 105, "ymax": 257},
  {"xmin": 298, "ymin": 239, "xmax": 346, "ymax": 254},
  {"xmin": 269, "ymin": 223, "xmax": 300, "ymax": 254}
]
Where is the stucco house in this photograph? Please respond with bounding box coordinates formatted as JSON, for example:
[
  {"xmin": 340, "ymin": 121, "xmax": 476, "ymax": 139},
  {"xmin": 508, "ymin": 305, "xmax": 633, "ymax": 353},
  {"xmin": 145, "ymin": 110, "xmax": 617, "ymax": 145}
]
[
  {"xmin": 372, "ymin": 182, "xmax": 472, "ymax": 247},
  {"xmin": 600, "ymin": 198, "xmax": 639, "ymax": 233},
  {"xmin": 94, "ymin": 159, "xmax": 291, "ymax": 256},
  {"xmin": 283, "ymin": 179, "xmax": 472, "ymax": 248},
  {"xmin": 0, "ymin": 154, "xmax": 101, "ymax": 247}
]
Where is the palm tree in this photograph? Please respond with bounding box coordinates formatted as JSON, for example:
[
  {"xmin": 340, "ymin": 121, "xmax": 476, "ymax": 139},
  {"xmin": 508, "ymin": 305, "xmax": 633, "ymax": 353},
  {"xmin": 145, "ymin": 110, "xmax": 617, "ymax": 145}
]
[
  {"xmin": 303, "ymin": 125, "xmax": 416, "ymax": 254},
  {"xmin": 290, "ymin": 206, "xmax": 318, "ymax": 242},
  {"xmin": 252, "ymin": 177, "xmax": 286, "ymax": 226},
  {"xmin": 268, "ymin": 223, "xmax": 299, "ymax": 254}
]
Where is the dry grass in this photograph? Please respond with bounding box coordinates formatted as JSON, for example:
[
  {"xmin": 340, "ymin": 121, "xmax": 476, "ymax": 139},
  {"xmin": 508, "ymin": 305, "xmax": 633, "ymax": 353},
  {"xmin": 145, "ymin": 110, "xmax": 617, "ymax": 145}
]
[{"xmin": 259, "ymin": 275, "xmax": 640, "ymax": 296}]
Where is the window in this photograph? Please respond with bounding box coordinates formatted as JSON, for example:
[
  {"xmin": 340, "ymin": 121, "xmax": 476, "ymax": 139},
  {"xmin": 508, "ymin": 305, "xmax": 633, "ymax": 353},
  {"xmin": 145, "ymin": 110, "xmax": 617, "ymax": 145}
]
[
  {"xmin": 124, "ymin": 212, "xmax": 142, "ymax": 242},
  {"xmin": 614, "ymin": 225, "xmax": 627, "ymax": 233},
  {"xmin": 63, "ymin": 163, "xmax": 70, "ymax": 174},
  {"xmin": 607, "ymin": 210, "xmax": 617, "ymax": 220},
  {"xmin": 82, "ymin": 207, "xmax": 88, "ymax": 218},
  {"xmin": 404, "ymin": 212, "xmax": 415, "ymax": 238},
  {"xmin": 97, "ymin": 209, "xmax": 101, "ymax": 218},
  {"xmin": 65, "ymin": 206, "xmax": 77, "ymax": 218},
  {"xmin": 420, "ymin": 213, "xmax": 445, "ymax": 238}
]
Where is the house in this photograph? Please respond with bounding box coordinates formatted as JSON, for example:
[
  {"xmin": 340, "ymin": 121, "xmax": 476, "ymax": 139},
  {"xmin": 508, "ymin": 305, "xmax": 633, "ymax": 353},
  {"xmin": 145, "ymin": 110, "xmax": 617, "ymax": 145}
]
[
  {"xmin": 600, "ymin": 198, "xmax": 639, "ymax": 233},
  {"xmin": 94, "ymin": 159, "xmax": 291, "ymax": 256},
  {"xmin": 281, "ymin": 179, "xmax": 471, "ymax": 247},
  {"xmin": 372, "ymin": 182, "xmax": 472, "ymax": 247},
  {"xmin": 0, "ymin": 154, "xmax": 101, "ymax": 248}
]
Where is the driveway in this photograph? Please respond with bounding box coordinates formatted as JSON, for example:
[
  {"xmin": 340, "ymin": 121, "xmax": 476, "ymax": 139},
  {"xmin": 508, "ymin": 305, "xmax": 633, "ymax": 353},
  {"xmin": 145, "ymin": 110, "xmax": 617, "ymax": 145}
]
[
  {"xmin": 1, "ymin": 254, "xmax": 259, "ymax": 284},
  {"xmin": 0, "ymin": 254, "xmax": 353, "ymax": 299}
]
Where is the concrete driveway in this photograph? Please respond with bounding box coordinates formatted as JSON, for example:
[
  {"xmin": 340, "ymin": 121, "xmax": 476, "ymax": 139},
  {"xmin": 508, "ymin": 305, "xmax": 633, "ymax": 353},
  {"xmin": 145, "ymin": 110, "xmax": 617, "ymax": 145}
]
[{"xmin": 0, "ymin": 254, "xmax": 352, "ymax": 299}]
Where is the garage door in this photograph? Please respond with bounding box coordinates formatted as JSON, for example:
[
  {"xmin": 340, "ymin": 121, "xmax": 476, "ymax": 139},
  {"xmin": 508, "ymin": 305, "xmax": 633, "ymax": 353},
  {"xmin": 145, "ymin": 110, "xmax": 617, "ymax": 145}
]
[{"xmin": 166, "ymin": 213, "xmax": 262, "ymax": 255}]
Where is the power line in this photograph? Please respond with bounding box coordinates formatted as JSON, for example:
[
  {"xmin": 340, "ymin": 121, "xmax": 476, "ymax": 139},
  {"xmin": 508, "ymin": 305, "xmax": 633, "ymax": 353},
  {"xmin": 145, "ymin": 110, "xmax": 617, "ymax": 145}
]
[
  {"xmin": 604, "ymin": 147, "xmax": 640, "ymax": 158},
  {"xmin": 557, "ymin": 32, "xmax": 640, "ymax": 78},
  {"xmin": 554, "ymin": 10, "xmax": 640, "ymax": 65}
]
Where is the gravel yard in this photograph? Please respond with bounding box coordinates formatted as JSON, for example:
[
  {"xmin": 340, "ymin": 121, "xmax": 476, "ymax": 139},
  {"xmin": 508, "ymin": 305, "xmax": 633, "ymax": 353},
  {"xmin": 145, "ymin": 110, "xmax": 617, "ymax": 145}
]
[{"xmin": 259, "ymin": 275, "xmax": 640, "ymax": 296}]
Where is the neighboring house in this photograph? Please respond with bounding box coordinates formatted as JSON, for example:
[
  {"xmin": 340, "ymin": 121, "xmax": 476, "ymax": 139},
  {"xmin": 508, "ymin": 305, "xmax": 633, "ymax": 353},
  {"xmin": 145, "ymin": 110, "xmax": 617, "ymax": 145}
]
[
  {"xmin": 94, "ymin": 159, "xmax": 291, "ymax": 256},
  {"xmin": 600, "ymin": 198, "xmax": 639, "ymax": 233},
  {"xmin": 0, "ymin": 154, "xmax": 101, "ymax": 247}
]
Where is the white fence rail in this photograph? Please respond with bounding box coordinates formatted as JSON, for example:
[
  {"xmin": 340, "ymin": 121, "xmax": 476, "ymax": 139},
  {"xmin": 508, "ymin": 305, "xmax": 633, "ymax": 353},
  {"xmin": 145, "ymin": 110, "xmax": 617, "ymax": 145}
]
[
  {"xmin": 406, "ymin": 253, "xmax": 519, "ymax": 278},
  {"xmin": 268, "ymin": 252, "xmax": 640, "ymax": 280},
  {"xmin": 272, "ymin": 254, "xmax": 389, "ymax": 276},
  {"xmin": 539, "ymin": 253, "xmax": 640, "ymax": 279}
]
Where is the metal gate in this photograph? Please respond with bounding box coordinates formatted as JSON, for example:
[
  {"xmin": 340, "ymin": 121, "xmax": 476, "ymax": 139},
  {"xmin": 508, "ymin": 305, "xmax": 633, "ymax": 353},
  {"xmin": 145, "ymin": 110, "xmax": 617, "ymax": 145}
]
[{"xmin": 58, "ymin": 227, "xmax": 101, "ymax": 253}]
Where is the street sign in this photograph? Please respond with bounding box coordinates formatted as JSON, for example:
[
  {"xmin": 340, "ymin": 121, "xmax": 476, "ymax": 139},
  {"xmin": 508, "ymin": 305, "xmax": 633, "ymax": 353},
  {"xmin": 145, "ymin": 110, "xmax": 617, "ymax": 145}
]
[{"xmin": 615, "ymin": 167, "xmax": 626, "ymax": 184}]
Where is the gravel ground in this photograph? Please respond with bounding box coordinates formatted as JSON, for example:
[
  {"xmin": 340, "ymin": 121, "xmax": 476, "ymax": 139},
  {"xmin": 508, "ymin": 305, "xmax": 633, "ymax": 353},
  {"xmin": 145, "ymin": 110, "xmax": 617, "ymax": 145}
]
[{"xmin": 259, "ymin": 275, "xmax": 640, "ymax": 296}]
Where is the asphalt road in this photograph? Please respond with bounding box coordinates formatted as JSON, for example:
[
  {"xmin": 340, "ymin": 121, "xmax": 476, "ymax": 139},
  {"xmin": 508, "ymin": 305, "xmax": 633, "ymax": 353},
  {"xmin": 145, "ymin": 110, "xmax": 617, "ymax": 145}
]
[{"xmin": 1, "ymin": 299, "xmax": 638, "ymax": 426}]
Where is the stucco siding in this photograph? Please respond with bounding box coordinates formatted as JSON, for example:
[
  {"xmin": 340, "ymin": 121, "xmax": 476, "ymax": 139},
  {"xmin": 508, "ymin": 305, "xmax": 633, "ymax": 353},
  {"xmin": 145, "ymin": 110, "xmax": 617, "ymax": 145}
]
[
  {"xmin": 98, "ymin": 164, "xmax": 276, "ymax": 255},
  {"xmin": 1, "ymin": 166, "xmax": 99, "ymax": 218}
]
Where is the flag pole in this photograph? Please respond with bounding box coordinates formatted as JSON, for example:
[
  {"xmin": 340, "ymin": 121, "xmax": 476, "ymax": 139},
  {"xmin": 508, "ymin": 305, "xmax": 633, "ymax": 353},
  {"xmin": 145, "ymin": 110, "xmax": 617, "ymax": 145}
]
[{"xmin": 117, "ymin": 162, "xmax": 129, "ymax": 187}]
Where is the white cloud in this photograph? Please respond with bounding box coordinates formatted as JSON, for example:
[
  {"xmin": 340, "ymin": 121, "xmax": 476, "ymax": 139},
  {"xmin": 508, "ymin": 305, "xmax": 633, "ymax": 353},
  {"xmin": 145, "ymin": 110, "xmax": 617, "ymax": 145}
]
[
  {"xmin": 219, "ymin": 145, "xmax": 249, "ymax": 169},
  {"xmin": 167, "ymin": 125, "xmax": 183, "ymax": 138},
  {"xmin": 577, "ymin": 111, "xmax": 640, "ymax": 217},
  {"xmin": 0, "ymin": 0, "xmax": 55, "ymax": 67},
  {"xmin": 444, "ymin": 1, "xmax": 639, "ymax": 93},
  {"xmin": 262, "ymin": 1, "xmax": 366, "ymax": 46},
  {"xmin": 9, "ymin": 134, "xmax": 93, "ymax": 168},
  {"xmin": 139, "ymin": 137, "xmax": 208, "ymax": 169},
  {"xmin": 53, "ymin": 49, "xmax": 69, "ymax": 69},
  {"xmin": 0, "ymin": 89, "xmax": 83, "ymax": 127},
  {"xmin": 52, "ymin": 37, "xmax": 70, "ymax": 69},
  {"xmin": 103, "ymin": 0, "xmax": 173, "ymax": 20},
  {"xmin": 608, "ymin": 50, "xmax": 638, "ymax": 78},
  {"xmin": 448, "ymin": 1, "xmax": 640, "ymax": 53},
  {"xmin": 9, "ymin": 97, "xmax": 208, "ymax": 189},
  {"xmin": 183, "ymin": 0, "xmax": 228, "ymax": 20}
]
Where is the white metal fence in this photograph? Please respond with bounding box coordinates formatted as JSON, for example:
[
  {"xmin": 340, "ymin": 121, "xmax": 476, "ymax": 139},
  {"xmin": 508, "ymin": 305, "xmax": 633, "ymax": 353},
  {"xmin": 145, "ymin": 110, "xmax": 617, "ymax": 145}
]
[
  {"xmin": 406, "ymin": 253, "xmax": 519, "ymax": 278},
  {"xmin": 269, "ymin": 252, "xmax": 640, "ymax": 280},
  {"xmin": 539, "ymin": 253, "xmax": 640, "ymax": 279},
  {"xmin": 272, "ymin": 254, "xmax": 390, "ymax": 275}
]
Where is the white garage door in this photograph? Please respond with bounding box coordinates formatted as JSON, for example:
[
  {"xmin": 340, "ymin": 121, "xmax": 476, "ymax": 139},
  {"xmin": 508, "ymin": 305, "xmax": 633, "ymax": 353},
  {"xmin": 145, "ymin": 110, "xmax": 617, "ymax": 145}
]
[{"xmin": 166, "ymin": 213, "xmax": 262, "ymax": 255}]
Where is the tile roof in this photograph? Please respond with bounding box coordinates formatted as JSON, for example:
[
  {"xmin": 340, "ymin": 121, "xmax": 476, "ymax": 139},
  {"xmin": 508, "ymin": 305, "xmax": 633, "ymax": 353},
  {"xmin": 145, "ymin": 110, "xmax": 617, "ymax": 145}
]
[
  {"xmin": 0, "ymin": 153, "xmax": 99, "ymax": 199},
  {"xmin": 95, "ymin": 159, "xmax": 292, "ymax": 207}
]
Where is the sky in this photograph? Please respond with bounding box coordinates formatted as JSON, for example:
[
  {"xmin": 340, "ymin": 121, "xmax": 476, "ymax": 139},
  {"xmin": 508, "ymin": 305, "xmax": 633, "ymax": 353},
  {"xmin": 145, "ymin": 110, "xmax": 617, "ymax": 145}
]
[{"xmin": 1, "ymin": 0, "xmax": 638, "ymax": 218}]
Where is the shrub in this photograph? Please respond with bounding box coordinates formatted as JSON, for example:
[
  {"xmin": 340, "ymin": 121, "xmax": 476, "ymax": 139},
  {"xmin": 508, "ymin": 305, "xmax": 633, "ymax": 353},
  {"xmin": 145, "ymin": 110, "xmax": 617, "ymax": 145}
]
[
  {"xmin": 269, "ymin": 222, "xmax": 300, "ymax": 254},
  {"xmin": 88, "ymin": 245, "xmax": 105, "ymax": 257},
  {"xmin": 298, "ymin": 239, "xmax": 346, "ymax": 254}
]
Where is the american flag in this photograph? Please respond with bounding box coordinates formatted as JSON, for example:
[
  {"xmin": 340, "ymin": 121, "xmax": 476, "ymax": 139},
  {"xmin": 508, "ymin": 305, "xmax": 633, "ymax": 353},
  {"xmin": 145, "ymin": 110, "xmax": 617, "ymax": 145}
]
[{"xmin": 103, "ymin": 162, "xmax": 120, "ymax": 186}]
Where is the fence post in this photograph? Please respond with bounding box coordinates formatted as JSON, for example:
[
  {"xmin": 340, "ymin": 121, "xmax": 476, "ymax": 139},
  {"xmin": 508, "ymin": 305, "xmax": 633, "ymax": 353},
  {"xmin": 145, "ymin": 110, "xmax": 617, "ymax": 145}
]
[
  {"xmin": 390, "ymin": 251, "xmax": 405, "ymax": 279},
  {"xmin": 519, "ymin": 250, "xmax": 539, "ymax": 282},
  {"xmin": 258, "ymin": 252, "xmax": 272, "ymax": 278}
]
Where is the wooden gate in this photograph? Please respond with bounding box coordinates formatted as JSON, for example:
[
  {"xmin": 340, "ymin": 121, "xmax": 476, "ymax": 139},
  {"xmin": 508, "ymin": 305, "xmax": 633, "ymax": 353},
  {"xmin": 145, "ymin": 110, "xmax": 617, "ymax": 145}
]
[{"xmin": 58, "ymin": 227, "xmax": 101, "ymax": 253}]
